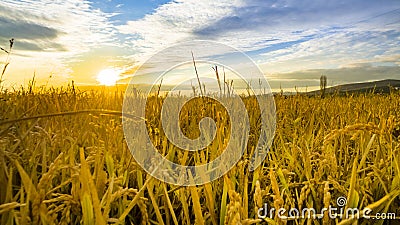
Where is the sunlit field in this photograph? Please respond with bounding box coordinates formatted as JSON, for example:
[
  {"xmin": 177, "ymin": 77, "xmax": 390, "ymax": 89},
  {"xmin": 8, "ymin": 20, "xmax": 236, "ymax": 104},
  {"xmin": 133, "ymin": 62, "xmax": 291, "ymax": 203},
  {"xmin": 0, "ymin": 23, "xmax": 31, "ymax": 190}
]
[{"xmin": 0, "ymin": 84, "xmax": 399, "ymax": 225}]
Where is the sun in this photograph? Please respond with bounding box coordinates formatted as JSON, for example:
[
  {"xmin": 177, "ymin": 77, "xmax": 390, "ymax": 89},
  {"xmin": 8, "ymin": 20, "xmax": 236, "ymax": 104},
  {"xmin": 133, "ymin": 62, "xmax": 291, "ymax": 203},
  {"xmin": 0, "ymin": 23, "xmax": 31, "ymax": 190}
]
[{"xmin": 96, "ymin": 68, "xmax": 120, "ymax": 86}]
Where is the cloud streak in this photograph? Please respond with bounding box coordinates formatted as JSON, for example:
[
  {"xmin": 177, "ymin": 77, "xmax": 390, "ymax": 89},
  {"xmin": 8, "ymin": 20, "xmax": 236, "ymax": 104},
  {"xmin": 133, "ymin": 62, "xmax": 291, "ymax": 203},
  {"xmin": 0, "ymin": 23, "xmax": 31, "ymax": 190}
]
[
  {"xmin": 118, "ymin": 0, "xmax": 243, "ymax": 57},
  {"xmin": 0, "ymin": 0, "xmax": 120, "ymax": 85}
]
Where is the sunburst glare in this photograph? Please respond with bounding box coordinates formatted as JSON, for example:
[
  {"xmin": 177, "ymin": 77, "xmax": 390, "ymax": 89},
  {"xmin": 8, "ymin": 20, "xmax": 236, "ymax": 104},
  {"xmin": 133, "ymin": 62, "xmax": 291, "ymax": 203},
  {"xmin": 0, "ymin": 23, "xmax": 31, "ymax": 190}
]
[{"xmin": 96, "ymin": 68, "xmax": 120, "ymax": 86}]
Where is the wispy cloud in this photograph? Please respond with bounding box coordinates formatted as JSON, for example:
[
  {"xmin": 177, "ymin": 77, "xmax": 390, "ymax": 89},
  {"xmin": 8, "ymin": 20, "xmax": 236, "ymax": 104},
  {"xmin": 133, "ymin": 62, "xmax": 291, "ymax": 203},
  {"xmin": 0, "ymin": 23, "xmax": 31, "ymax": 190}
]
[
  {"xmin": 118, "ymin": 0, "xmax": 243, "ymax": 58},
  {"xmin": 258, "ymin": 25, "xmax": 400, "ymax": 74},
  {"xmin": 1, "ymin": 0, "xmax": 117, "ymax": 52},
  {"xmin": 119, "ymin": 0, "xmax": 400, "ymax": 72},
  {"xmin": 0, "ymin": 0, "xmax": 118, "ymax": 85},
  {"xmin": 119, "ymin": 0, "xmax": 399, "ymax": 52}
]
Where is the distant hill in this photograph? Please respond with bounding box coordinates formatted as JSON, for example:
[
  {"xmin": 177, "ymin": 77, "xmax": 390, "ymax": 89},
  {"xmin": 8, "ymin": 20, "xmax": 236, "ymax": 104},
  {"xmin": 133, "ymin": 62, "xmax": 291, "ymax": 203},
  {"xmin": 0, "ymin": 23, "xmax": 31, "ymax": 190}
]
[{"xmin": 308, "ymin": 79, "xmax": 400, "ymax": 95}]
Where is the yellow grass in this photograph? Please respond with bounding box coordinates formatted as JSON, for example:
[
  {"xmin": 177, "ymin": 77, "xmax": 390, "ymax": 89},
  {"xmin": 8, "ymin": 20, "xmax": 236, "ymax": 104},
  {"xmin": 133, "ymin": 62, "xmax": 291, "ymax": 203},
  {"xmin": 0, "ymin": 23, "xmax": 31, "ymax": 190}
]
[{"xmin": 0, "ymin": 85, "xmax": 399, "ymax": 224}]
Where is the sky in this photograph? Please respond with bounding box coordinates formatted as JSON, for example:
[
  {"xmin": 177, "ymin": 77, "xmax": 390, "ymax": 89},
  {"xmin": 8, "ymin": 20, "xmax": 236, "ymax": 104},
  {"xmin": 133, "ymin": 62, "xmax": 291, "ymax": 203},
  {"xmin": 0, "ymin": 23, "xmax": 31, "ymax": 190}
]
[{"xmin": 0, "ymin": 0, "xmax": 399, "ymax": 91}]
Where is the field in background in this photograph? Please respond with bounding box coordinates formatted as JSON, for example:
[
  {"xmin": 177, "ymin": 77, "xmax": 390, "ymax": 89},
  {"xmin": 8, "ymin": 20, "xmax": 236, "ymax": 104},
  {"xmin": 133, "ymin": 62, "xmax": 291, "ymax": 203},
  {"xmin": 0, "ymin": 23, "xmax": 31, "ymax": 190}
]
[{"xmin": 0, "ymin": 86, "xmax": 399, "ymax": 224}]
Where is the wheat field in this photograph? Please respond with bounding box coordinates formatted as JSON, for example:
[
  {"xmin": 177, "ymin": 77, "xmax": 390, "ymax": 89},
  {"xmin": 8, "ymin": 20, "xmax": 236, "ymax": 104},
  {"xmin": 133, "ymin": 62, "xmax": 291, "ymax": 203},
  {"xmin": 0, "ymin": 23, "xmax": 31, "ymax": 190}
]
[{"xmin": 0, "ymin": 85, "xmax": 399, "ymax": 224}]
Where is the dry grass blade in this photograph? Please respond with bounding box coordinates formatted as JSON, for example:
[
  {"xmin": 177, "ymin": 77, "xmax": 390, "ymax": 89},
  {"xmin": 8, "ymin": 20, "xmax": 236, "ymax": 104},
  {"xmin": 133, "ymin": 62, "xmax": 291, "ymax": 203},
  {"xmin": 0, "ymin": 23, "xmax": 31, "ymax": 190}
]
[
  {"xmin": 191, "ymin": 51, "xmax": 204, "ymax": 96},
  {"xmin": 0, "ymin": 202, "xmax": 26, "ymax": 214},
  {"xmin": 0, "ymin": 46, "xmax": 9, "ymax": 54},
  {"xmin": 14, "ymin": 160, "xmax": 52, "ymax": 223},
  {"xmin": 0, "ymin": 109, "xmax": 143, "ymax": 126},
  {"xmin": 146, "ymin": 182, "xmax": 165, "ymax": 225},
  {"xmin": 162, "ymin": 183, "xmax": 179, "ymax": 225},
  {"xmin": 117, "ymin": 176, "xmax": 153, "ymax": 223},
  {"xmin": 79, "ymin": 148, "xmax": 106, "ymax": 225},
  {"xmin": 188, "ymin": 171, "xmax": 204, "ymax": 225},
  {"xmin": 81, "ymin": 193, "xmax": 95, "ymax": 225},
  {"xmin": 1, "ymin": 63, "xmax": 9, "ymax": 81}
]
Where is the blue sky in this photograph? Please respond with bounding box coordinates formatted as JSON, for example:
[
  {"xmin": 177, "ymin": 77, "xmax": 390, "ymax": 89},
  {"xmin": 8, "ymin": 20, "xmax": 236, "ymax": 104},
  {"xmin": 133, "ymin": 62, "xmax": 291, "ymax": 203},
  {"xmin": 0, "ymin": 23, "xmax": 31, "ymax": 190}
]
[
  {"xmin": 0, "ymin": 0, "xmax": 399, "ymax": 90},
  {"xmin": 92, "ymin": 0, "xmax": 171, "ymax": 22}
]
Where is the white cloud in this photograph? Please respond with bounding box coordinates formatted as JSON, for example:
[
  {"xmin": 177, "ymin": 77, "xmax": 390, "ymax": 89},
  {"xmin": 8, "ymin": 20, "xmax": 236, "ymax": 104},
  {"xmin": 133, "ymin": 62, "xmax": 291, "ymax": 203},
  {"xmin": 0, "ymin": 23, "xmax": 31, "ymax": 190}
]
[
  {"xmin": 114, "ymin": 0, "xmax": 399, "ymax": 90},
  {"xmin": 0, "ymin": 0, "xmax": 118, "ymax": 85},
  {"xmin": 118, "ymin": 0, "xmax": 244, "ymax": 60},
  {"xmin": 258, "ymin": 27, "xmax": 400, "ymax": 74}
]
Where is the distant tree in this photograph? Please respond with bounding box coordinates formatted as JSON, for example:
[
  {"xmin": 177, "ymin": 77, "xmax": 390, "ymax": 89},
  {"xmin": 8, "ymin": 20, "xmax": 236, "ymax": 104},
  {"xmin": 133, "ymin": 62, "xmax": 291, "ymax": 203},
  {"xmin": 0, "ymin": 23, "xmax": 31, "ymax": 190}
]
[{"xmin": 320, "ymin": 75, "xmax": 327, "ymax": 98}]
